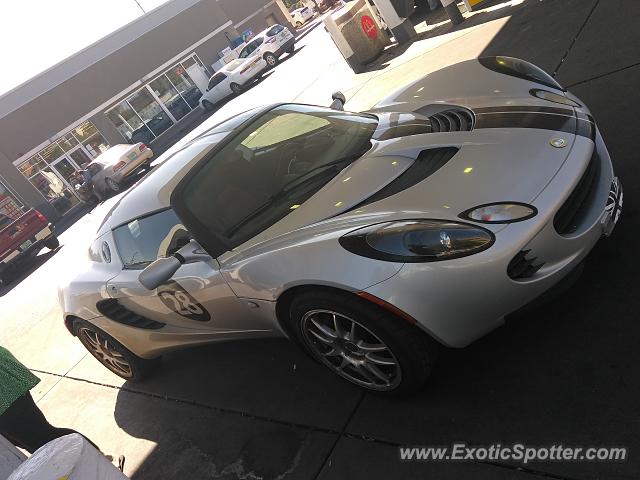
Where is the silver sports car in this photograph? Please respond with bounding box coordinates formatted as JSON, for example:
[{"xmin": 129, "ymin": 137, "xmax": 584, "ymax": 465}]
[{"xmin": 59, "ymin": 57, "xmax": 622, "ymax": 395}]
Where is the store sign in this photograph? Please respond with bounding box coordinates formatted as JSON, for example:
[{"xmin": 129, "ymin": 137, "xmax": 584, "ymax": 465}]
[{"xmin": 361, "ymin": 15, "xmax": 378, "ymax": 40}]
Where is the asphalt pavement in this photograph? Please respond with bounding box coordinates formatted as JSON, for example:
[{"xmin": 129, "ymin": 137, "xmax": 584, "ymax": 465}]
[{"xmin": 1, "ymin": 1, "xmax": 639, "ymax": 478}]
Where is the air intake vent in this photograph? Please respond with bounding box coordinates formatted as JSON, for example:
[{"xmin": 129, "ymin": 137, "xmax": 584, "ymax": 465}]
[
  {"xmin": 96, "ymin": 299, "xmax": 165, "ymax": 330},
  {"xmin": 508, "ymin": 250, "xmax": 544, "ymax": 280},
  {"xmin": 554, "ymin": 147, "xmax": 601, "ymax": 235},
  {"xmin": 429, "ymin": 108, "xmax": 475, "ymax": 132},
  {"xmin": 354, "ymin": 148, "xmax": 459, "ymax": 208}
]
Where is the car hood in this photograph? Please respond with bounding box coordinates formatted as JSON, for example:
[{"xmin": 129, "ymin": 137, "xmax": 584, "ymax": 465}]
[{"xmin": 222, "ymin": 118, "xmax": 576, "ymax": 261}]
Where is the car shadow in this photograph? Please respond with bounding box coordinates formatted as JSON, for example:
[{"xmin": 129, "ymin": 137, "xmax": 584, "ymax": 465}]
[
  {"xmin": 112, "ymin": 337, "xmax": 359, "ymax": 478},
  {"xmin": 0, "ymin": 246, "xmax": 61, "ymax": 296}
]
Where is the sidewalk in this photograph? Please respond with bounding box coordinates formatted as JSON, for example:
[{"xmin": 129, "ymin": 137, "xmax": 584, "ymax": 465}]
[{"xmin": 8, "ymin": 0, "xmax": 640, "ymax": 478}]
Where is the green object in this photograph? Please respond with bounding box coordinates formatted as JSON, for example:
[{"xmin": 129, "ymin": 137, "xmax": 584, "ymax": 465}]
[{"xmin": 0, "ymin": 347, "xmax": 40, "ymax": 416}]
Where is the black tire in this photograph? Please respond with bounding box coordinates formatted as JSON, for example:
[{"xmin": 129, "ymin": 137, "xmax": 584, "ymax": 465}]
[
  {"xmin": 264, "ymin": 52, "xmax": 278, "ymax": 68},
  {"xmin": 105, "ymin": 177, "xmax": 121, "ymax": 193},
  {"xmin": 287, "ymin": 290, "xmax": 439, "ymax": 396},
  {"xmin": 73, "ymin": 319, "xmax": 158, "ymax": 382},
  {"xmin": 43, "ymin": 236, "xmax": 59, "ymax": 250},
  {"xmin": 286, "ymin": 45, "xmax": 295, "ymax": 54},
  {"xmin": 230, "ymin": 82, "xmax": 243, "ymax": 94},
  {"xmin": 202, "ymin": 100, "xmax": 214, "ymax": 111},
  {"xmin": 295, "ymin": 21, "xmax": 302, "ymax": 28}
]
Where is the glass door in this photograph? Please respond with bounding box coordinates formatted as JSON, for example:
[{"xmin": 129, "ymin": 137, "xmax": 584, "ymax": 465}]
[
  {"xmin": 67, "ymin": 146, "xmax": 92, "ymax": 170},
  {"xmin": 49, "ymin": 157, "xmax": 82, "ymax": 210}
]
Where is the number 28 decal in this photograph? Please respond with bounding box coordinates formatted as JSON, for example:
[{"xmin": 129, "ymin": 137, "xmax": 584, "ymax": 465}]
[{"xmin": 157, "ymin": 282, "xmax": 210, "ymax": 322}]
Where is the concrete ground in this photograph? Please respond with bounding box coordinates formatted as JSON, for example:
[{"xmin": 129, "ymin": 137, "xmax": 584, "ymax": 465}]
[{"xmin": 1, "ymin": 0, "xmax": 639, "ymax": 478}]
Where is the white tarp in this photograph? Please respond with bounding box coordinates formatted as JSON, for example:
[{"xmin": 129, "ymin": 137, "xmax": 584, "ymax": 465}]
[{"xmin": 8, "ymin": 434, "xmax": 127, "ymax": 480}]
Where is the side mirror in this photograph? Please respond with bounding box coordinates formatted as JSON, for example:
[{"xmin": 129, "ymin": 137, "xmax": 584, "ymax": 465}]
[
  {"xmin": 330, "ymin": 91, "xmax": 346, "ymax": 110},
  {"xmin": 138, "ymin": 239, "xmax": 211, "ymax": 290}
]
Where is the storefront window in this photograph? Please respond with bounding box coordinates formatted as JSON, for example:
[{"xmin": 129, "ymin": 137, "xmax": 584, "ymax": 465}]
[
  {"xmin": 0, "ymin": 181, "xmax": 24, "ymax": 221},
  {"xmin": 105, "ymin": 101, "xmax": 152, "ymax": 143},
  {"xmin": 166, "ymin": 65, "xmax": 202, "ymax": 109},
  {"xmin": 127, "ymin": 88, "xmax": 172, "ymax": 141},
  {"xmin": 40, "ymin": 143, "xmax": 64, "ymax": 164},
  {"xmin": 150, "ymin": 75, "xmax": 190, "ymax": 121},
  {"xmin": 15, "ymin": 120, "xmax": 108, "ymax": 216}
]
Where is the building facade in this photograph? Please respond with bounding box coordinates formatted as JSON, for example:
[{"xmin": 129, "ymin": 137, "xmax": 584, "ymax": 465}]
[{"xmin": 0, "ymin": 0, "xmax": 291, "ymax": 221}]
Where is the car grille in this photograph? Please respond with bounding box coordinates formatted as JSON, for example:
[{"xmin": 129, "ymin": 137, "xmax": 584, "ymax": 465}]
[
  {"xmin": 553, "ymin": 147, "xmax": 601, "ymax": 235},
  {"xmin": 429, "ymin": 108, "xmax": 475, "ymax": 132},
  {"xmin": 508, "ymin": 250, "xmax": 545, "ymax": 280},
  {"xmin": 96, "ymin": 299, "xmax": 165, "ymax": 330}
]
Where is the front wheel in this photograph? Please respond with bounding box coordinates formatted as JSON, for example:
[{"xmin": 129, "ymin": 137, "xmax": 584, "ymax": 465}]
[
  {"xmin": 201, "ymin": 100, "xmax": 214, "ymax": 111},
  {"xmin": 264, "ymin": 53, "xmax": 278, "ymax": 68},
  {"xmin": 43, "ymin": 236, "xmax": 59, "ymax": 250},
  {"xmin": 288, "ymin": 290, "xmax": 439, "ymax": 396},
  {"xmin": 73, "ymin": 319, "xmax": 157, "ymax": 382},
  {"xmin": 105, "ymin": 177, "xmax": 121, "ymax": 193}
]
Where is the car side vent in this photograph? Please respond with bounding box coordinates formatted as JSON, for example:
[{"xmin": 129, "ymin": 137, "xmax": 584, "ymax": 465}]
[
  {"xmin": 429, "ymin": 108, "xmax": 474, "ymax": 132},
  {"xmin": 353, "ymin": 148, "xmax": 459, "ymax": 209},
  {"xmin": 554, "ymin": 147, "xmax": 601, "ymax": 235},
  {"xmin": 507, "ymin": 250, "xmax": 544, "ymax": 280},
  {"xmin": 96, "ymin": 299, "xmax": 165, "ymax": 330}
]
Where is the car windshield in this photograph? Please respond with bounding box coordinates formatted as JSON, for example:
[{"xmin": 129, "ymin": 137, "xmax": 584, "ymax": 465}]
[{"xmin": 176, "ymin": 104, "xmax": 378, "ymax": 254}]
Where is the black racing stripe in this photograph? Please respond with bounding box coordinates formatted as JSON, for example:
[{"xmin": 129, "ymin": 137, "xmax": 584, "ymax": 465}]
[
  {"xmin": 475, "ymin": 112, "xmax": 579, "ymax": 137},
  {"xmin": 473, "ymin": 105, "xmax": 574, "ymax": 116}
]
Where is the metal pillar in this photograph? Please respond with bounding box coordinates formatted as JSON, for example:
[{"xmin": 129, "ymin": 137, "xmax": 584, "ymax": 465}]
[
  {"xmin": 370, "ymin": 0, "xmax": 416, "ymax": 45},
  {"xmin": 441, "ymin": 0, "xmax": 464, "ymax": 25}
]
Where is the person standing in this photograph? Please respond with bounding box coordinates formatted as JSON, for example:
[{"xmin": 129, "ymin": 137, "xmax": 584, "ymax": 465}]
[{"xmin": 0, "ymin": 346, "xmax": 95, "ymax": 453}]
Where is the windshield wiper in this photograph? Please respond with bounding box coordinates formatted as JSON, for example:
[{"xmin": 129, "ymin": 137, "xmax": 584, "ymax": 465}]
[{"xmin": 224, "ymin": 150, "xmax": 368, "ymax": 238}]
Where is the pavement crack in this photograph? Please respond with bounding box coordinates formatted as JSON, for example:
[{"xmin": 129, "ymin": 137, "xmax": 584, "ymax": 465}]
[
  {"xmin": 565, "ymin": 60, "xmax": 640, "ymax": 88},
  {"xmin": 552, "ymin": 0, "xmax": 601, "ymax": 77},
  {"xmin": 311, "ymin": 391, "xmax": 366, "ymax": 480}
]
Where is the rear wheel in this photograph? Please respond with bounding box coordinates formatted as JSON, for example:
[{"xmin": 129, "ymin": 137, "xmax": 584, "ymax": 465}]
[
  {"xmin": 295, "ymin": 21, "xmax": 302, "ymax": 28},
  {"xmin": 201, "ymin": 100, "xmax": 214, "ymax": 111},
  {"xmin": 105, "ymin": 177, "xmax": 121, "ymax": 193},
  {"xmin": 264, "ymin": 52, "xmax": 278, "ymax": 68},
  {"xmin": 287, "ymin": 290, "xmax": 439, "ymax": 396},
  {"xmin": 43, "ymin": 236, "xmax": 59, "ymax": 250},
  {"xmin": 230, "ymin": 82, "xmax": 243, "ymax": 94},
  {"xmin": 73, "ymin": 319, "xmax": 157, "ymax": 382}
]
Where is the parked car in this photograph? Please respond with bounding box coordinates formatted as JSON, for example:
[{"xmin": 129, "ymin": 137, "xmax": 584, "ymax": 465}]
[
  {"xmin": 291, "ymin": 6, "xmax": 314, "ymax": 28},
  {"xmin": 59, "ymin": 57, "xmax": 622, "ymax": 395},
  {"xmin": 88, "ymin": 143, "xmax": 154, "ymax": 196},
  {"xmin": 0, "ymin": 209, "xmax": 58, "ymax": 284},
  {"xmin": 199, "ymin": 57, "xmax": 268, "ymax": 111},
  {"xmin": 316, "ymin": 0, "xmax": 339, "ymax": 12},
  {"xmin": 237, "ymin": 24, "xmax": 295, "ymax": 69}
]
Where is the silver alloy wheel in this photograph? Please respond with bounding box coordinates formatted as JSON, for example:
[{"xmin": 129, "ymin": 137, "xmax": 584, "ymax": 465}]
[
  {"xmin": 265, "ymin": 54, "xmax": 277, "ymax": 67},
  {"xmin": 78, "ymin": 327, "xmax": 133, "ymax": 378},
  {"xmin": 106, "ymin": 178, "xmax": 121, "ymax": 192},
  {"xmin": 301, "ymin": 309, "xmax": 401, "ymax": 391}
]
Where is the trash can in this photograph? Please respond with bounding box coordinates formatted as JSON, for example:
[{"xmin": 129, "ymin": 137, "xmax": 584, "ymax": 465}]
[{"xmin": 324, "ymin": 0, "xmax": 390, "ymax": 73}]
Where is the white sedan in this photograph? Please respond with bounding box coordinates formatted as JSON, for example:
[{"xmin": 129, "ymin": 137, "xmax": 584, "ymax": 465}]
[
  {"xmin": 291, "ymin": 6, "xmax": 314, "ymax": 28},
  {"xmin": 89, "ymin": 143, "xmax": 153, "ymax": 195},
  {"xmin": 199, "ymin": 57, "xmax": 267, "ymax": 111}
]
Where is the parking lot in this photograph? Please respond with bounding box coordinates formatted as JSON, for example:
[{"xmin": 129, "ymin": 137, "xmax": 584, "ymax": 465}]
[{"xmin": 1, "ymin": 0, "xmax": 639, "ymax": 478}]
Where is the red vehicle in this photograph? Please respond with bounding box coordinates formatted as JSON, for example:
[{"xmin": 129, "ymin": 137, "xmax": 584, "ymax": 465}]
[{"xmin": 0, "ymin": 209, "xmax": 59, "ymax": 284}]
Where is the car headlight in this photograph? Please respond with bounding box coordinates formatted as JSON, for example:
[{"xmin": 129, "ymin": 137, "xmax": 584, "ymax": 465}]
[
  {"xmin": 339, "ymin": 220, "xmax": 494, "ymax": 263},
  {"xmin": 460, "ymin": 202, "xmax": 537, "ymax": 224}
]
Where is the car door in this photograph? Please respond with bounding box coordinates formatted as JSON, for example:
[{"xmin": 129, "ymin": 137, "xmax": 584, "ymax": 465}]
[{"xmin": 105, "ymin": 209, "xmax": 275, "ymax": 335}]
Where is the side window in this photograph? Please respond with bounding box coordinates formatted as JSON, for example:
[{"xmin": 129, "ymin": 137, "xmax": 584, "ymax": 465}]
[
  {"xmin": 113, "ymin": 209, "xmax": 191, "ymax": 269},
  {"xmin": 266, "ymin": 25, "xmax": 284, "ymax": 36},
  {"xmin": 207, "ymin": 73, "xmax": 226, "ymax": 90}
]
